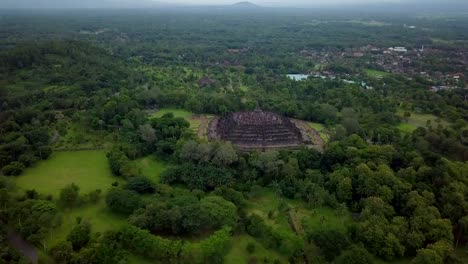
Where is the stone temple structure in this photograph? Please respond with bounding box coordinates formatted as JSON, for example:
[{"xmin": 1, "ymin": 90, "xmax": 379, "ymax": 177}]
[{"xmin": 208, "ymin": 110, "xmax": 306, "ymax": 150}]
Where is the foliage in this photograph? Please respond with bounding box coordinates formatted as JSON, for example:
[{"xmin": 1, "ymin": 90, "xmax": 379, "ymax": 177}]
[
  {"xmin": 335, "ymin": 245, "xmax": 374, "ymax": 264},
  {"xmin": 66, "ymin": 220, "xmax": 91, "ymax": 250},
  {"xmin": 125, "ymin": 176, "xmax": 155, "ymax": 194},
  {"xmin": 59, "ymin": 183, "xmax": 80, "ymax": 208},
  {"xmin": 161, "ymin": 163, "xmax": 234, "ymax": 191},
  {"xmin": 105, "ymin": 188, "xmax": 142, "ymax": 215},
  {"xmin": 309, "ymin": 229, "xmax": 350, "ymax": 261}
]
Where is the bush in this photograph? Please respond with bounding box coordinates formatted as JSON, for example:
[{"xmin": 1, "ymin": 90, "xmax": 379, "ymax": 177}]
[
  {"xmin": 50, "ymin": 241, "xmax": 73, "ymax": 263},
  {"xmin": 336, "ymin": 245, "xmax": 373, "ymax": 264},
  {"xmin": 67, "ymin": 221, "xmax": 91, "ymax": 250},
  {"xmin": 126, "ymin": 176, "xmax": 155, "ymax": 194},
  {"xmin": 18, "ymin": 153, "xmax": 38, "ymax": 167},
  {"xmin": 246, "ymin": 242, "xmax": 256, "ymax": 254},
  {"xmin": 1, "ymin": 162, "xmax": 25, "ymax": 176},
  {"xmin": 84, "ymin": 189, "xmax": 102, "ymax": 203},
  {"xmin": 58, "ymin": 183, "xmax": 80, "ymax": 208},
  {"xmin": 105, "ymin": 188, "xmax": 142, "ymax": 215},
  {"xmin": 310, "ymin": 230, "xmax": 350, "ymax": 262}
]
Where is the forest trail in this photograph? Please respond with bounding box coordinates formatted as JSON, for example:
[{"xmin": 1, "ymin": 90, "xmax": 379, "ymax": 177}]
[{"xmin": 2, "ymin": 220, "xmax": 38, "ymax": 264}]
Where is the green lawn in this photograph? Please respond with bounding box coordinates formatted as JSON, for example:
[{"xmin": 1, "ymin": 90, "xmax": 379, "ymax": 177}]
[
  {"xmin": 46, "ymin": 199, "xmax": 127, "ymax": 247},
  {"xmin": 150, "ymin": 108, "xmax": 200, "ymax": 132},
  {"xmin": 307, "ymin": 122, "xmax": 330, "ymax": 142},
  {"xmin": 247, "ymin": 188, "xmax": 290, "ymax": 230},
  {"xmin": 13, "ymin": 150, "xmax": 126, "ymax": 247},
  {"xmin": 53, "ymin": 122, "xmax": 114, "ymax": 150},
  {"xmin": 247, "ymin": 188, "xmax": 353, "ymax": 234},
  {"xmin": 16, "ymin": 150, "xmax": 117, "ymax": 197},
  {"xmin": 308, "ymin": 122, "xmax": 325, "ymax": 131},
  {"xmin": 224, "ymin": 234, "xmax": 287, "ymax": 264},
  {"xmin": 132, "ymin": 156, "xmax": 167, "ymax": 183},
  {"xmin": 298, "ymin": 207, "xmax": 353, "ymax": 233},
  {"xmin": 397, "ymin": 123, "xmax": 417, "ymax": 133},
  {"xmin": 365, "ymin": 69, "xmax": 390, "ymax": 78},
  {"xmin": 150, "ymin": 108, "xmax": 193, "ymax": 119},
  {"xmin": 396, "ymin": 110, "xmax": 451, "ymax": 132}
]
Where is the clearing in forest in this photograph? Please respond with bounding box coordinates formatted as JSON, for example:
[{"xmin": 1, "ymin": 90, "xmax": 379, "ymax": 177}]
[
  {"xmin": 150, "ymin": 108, "xmax": 199, "ymax": 133},
  {"xmin": 53, "ymin": 122, "xmax": 114, "ymax": 150},
  {"xmin": 396, "ymin": 110, "xmax": 451, "ymax": 132},
  {"xmin": 224, "ymin": 234, "xmax": 287, "ymax": 264},
  {"xmin": 46, "ymin": 199, "xmax": 126, "ymax": 247},
  {"xmin": 132, "ymin": 156, "xmax": 167, "ymax": 183},
  {"xmin": 365, "ymin": 69, "xmax": 390, "ymax": 78},
  {"xmin": 16, "ymin": 150, "xmax": 116, "ymax": 196},
  {"xmin": 14, "ymin": 150, "xmax": 129, "ymax": 247}
]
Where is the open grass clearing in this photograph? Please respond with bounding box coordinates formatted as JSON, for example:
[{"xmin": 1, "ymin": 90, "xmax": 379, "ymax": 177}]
[
  {"xmin": 307, "ymin": 122, "xmax": 330, "ymax": 142},
  {"xmin": 132, "ymin": 156, "xmax": 167, "ymax": 183},
  {"xmin": 46, "ymin": 199, "xmax": 127, "ymax": 247},
  {"xmin": 397, "ymin": 123, "xmax": 417, "ymax": 133},
  {"xmin": 247, "ymin": 187, "xmax": 355, "ymax": 235},
  {"xmin": 53, "ymin": 122, "xmax": 114, "ymax": 150},
  {"xmin": 224, "ymin": 234, "xmax": 287, "ymax": 264},
  {"xmin": 16, "ymin": 150, "xmax": 118, "ymax": 197},
  {"xmin": 297, "ymin": 207, "xmax": 353, "ymax": 234},
  {"xmin": 247, "ymin": 188, "xmax": 291, "ymax": 230},
  {"xmin": 396, "ymin": 109, "xmax": 451, "ymax": 132},
  {"xmin": 149, "ymin": 108, "xmax": 200, "ymax": 133},
  {"xmin": 365, "ymin": 69, "xmax": 390, "ymax": 78}
]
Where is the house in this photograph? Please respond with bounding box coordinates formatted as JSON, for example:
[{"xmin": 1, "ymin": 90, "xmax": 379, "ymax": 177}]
[
  {"xmin": 389, "ymin": 47, "xmax": 408, "ymax": 53},
  {"xmin": 353, "ymin": 52, "xmax": 365, "ymax": 58}
]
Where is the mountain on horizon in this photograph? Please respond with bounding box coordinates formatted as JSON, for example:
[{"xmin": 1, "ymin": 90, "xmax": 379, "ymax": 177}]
[{"xmin": 232, "ymin": 2, "xmax": 260, "ymax": 8}]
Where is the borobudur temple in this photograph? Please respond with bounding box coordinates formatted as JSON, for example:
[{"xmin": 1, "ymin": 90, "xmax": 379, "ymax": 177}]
[{"xmin": 208, "ymin": 110, "xmax": 307, "ymax": 150}]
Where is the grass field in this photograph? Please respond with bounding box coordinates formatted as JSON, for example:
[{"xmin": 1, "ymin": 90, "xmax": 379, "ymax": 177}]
[
  {"xmin": 150, "ymin": 108, "xmax": 200, "ymax": 133},
  {"xmin": 16, "ymin": 150, "xmax": 117, "ymax": 197},
  {"xmin": 247, "ymin": 188, "xmax": 291, "ymax": 229},
  {"xmin": 224, "ymin": 235, "xmax": 287, "ymax": 264},
  {"xmin": 307, "ymin": 122, "xmax": 330, "ymax": 142},
  {"xmin": 46, "ymin": 199, "xmax": 126, "ymax": 246},
  {"xmin": 365, "ymin": 69, "xmax": 390, "ymax": 78},
  {"xmin": 298, "ymin": 207, "xmax": 353, "ymax": 233},
  {"xmin": 396, "ymin": 110, "xmax": 451, "ymax": 133},
  {"xmin": 133, "ymin": 156, "xmax": 167, "ymax": 183},
  {"xmin": 13, "ymin": 150, "xmax": 127, "ymax": 247},
  {"xmin": 53, "ymin": 122, "xmax": 114, "ymax": 150}
]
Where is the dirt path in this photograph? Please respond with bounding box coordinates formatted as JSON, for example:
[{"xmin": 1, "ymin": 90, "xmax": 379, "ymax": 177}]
[
  {"xmin": 2, "ymin": 220, "xmax": 38, "ymax": 264},
  {"xmin": 291, "ymin": 119, "xmax": 325, "ymax": 151},
  {"xmin": 287, "ymin": 208, "xmax": 308, "ymax": 264},
  {"xmin": 193, "ymin": 114, "xmax": 215, "ymax": 139}
]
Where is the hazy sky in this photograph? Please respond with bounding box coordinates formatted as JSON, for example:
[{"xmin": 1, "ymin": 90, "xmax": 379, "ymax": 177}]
[
  {"xmin": 1, "ymin": 0, "xmax": 464, "ymax": 9},
  {"xmin": 171, "ymin": 0, "xmax": 401, "ymax": 5}
]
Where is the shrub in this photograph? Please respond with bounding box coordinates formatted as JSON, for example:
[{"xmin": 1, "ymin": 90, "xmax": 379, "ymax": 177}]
[
  {"xmin": 105, "ymin": 188, "xmax": 142, "ymax": 215},
  {"xmin": 126, "ymin": 176, "xmax": 155, "ymax": 194},
  {"xmin": 1, "ymin": 162, "xmax": 25, "ymax": 176},
  {"xmin": 246, "ymin": 242, "xmax": 256, "ymax": 254}
]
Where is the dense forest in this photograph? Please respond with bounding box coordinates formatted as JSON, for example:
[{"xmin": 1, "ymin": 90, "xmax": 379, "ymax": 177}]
[{"xmin": 0, "ymin": 8, "xmax": 467, "ymax": 264}]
